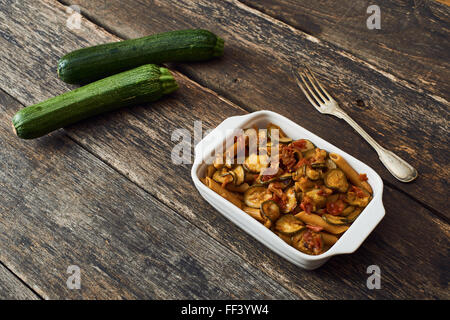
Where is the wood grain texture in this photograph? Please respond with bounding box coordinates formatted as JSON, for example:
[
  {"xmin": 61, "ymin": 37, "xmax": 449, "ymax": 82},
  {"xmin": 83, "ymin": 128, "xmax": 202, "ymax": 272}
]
[
  {"xmin": 57, "ymin": 0, "xmax": 450, "ymax": 216},
  {"xmin": 0, "ymin": 0, "xmax": 448, "ymax": 298},
  {"xmin": 0, "ymin": 264, "xmax": 40, "ymax": 299},
  {"xmin": 0, "ymin": 89, "xmax": 297, "ymax": 299},
  {"xmin": 240, "ymin": 0, "xmax": 450, "ymax": 99}
]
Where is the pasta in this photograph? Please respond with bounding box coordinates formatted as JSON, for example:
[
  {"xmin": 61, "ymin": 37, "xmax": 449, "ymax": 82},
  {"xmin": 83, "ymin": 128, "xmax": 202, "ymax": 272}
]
[
  {"xmin": 202, "ymin": 123, "xmax": 373, "ymax": 255},
  {"xmin": 203, "ymin": 177, "xmax": 243, "ymax": 209}
]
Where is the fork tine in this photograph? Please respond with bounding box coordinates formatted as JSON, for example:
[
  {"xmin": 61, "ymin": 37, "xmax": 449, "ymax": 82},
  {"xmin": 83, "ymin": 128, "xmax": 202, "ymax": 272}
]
[
  {"xmin": 304, "ymin": 65, "xmax": 333, "ymax": 100},
  {"xmin": 303, "ymin": 68, "xmax": 327, "ymax": 102},
  {"xmin": 292, "ymin": 68, "xmax": 321, "ymax": 109},
  {"xmin": 299, "ymin": 71, "xmax": 324, "ymax": 107}
]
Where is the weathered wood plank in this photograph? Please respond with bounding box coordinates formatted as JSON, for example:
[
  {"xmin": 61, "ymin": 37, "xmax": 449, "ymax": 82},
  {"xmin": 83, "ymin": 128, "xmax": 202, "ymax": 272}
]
[
  {"xmin": 0, "ymin": 90, "xmax": 297, "ymax": 299},
  {"xmin": 56, "ymin": 0, "xmax": 450, "ymax": 216},
  {"xmin": 0, "ymin": 264, "xmax": 40, "ymax": 299},
  {"xmin": 0, "ymin": 0, "xmax": 448, "ymax": 298},
  {"xmin": 240, "ymin": 0, "xmax": 450, "ymax": 99}
]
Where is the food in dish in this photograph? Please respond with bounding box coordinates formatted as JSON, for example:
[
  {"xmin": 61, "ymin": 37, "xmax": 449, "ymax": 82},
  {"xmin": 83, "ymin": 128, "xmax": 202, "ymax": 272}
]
[{"xmin": 201, "ymin": 123, "xmax": 373, "ymax": 255}]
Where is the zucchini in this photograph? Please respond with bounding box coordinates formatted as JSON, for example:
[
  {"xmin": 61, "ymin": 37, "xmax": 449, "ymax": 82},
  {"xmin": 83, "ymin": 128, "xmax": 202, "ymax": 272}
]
[
  {"xmin": 292, "ymin": 229, "xmax": 323, "ymax": 255},
  {"xmin": 282, "ymin": 187, "xmax": 298, "ymax": 213},
  {"xmin": 267, "ymin": 123, "xmax": 292, "ymax": 144},
  {"xmin": 324, "ymin": 169, "xmax": 349, "ymax": 193},
  {"xmin": 232, "ymin": 165, "xmax": 245, "ymax": 185},
  {"xmin": 306, "ymin": 166, "xmax": 321, "ymax": 180},
  {"xmin": 244, "ymin": 154, "xmax": 269, "ymax": 173},
  {"xmin": 58, "ymin": 29, "xmax": 224, "ymax": 84},
  {"xmin": 274, "ymin": 214, "xmax": 305, "ymax": 235},
  {"xmin": 213, "ymin": 169, "xmax": 235, "ymax": 185},
  {"xmin": 291, "ymin": 139, "xmax": 315, "ymax": 153},
  {"xmin": 260, "ymin": 200, "xmax": 281, "ymax": 222},
  {"xmin": 244, "ymin": 186, "xmax": 272, "ymax": 208},
  {"xmin": 341, "ymin": 205, "xmax": 355, "ymax": 217},
  {"xmin": 325, "ymin": 158, "xmax": 337, "ymax": 170},
  {"xmin": 305, "ymin": 189, "xmax": 327, "ymax": 209},
  {"xmin": 226, "ymin": 183, "xmax": 250, "ymax": 193},
  {"xmin": 243, "ymin": 206, "xmax": 265, "ymax": 223},
  {"xmin": 12, "ymin": 65, "xmax": 177, "ymax": 139},
  {"xmin": 345, "ymin": 207, "xmax": 363, "ymax": 223},
  {"xmin": 322, "ymin": 214, "xmax": 349, "ymax": 226},
  {"xmin": 345, "ymin": 186, "xmax": 371, "ymax": 207}
]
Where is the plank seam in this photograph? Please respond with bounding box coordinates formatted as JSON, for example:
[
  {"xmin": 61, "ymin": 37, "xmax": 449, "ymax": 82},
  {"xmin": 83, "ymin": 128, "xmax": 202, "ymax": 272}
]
[{"xmin": 0, "ymin": 261, "xmax": 43, "ymax": 299}]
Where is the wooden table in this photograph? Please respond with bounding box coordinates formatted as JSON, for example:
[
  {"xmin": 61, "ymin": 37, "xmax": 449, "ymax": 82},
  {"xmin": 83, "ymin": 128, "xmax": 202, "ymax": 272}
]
[{"xmin": 0, "ymin": 0, "xmax": 448, "ymax": 299}]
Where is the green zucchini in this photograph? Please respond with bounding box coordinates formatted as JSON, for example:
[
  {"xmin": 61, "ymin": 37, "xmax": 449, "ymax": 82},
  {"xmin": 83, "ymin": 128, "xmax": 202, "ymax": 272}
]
[
  {"xmin": 292, "ymin": 229, "xmax": 323, "ymax": 255},
  {"xmin": 213, "ymin": 170, "xmax": 235, "ymax": 185},
  {"xmin": 260, "ymin": 200, "xmax": 280, "ymax": 222},
  {"xmin": 12, "ymin": 65, "xmax": 177, "ymax": 139},
  {"xmin": 322, "ymin": 214, "xmax": 349, "ymax": 226},
  {"xmin": 324, "ymin": 168, "xmax": 349, "ymax": 193},
  {"xmin": 244, "ymin": 186, "xmax": 272, "ymax": 208},
  {"xmin": 58, "ymin": 29, "xmax": 224, "ymax": 84},
  {"xmin": 345, "ymin": 207, "xmax": 363, "ymax": 223},
  {"xmin": 232, "ymin": 165, "xmax": 245, "ymax": 186},
  {"xmin": 282, "ymin": 187, "xmax": 298, "ymax": 213},
  {"xmin": 274, "ymin": 214, "xmax": 305, "ymax": 235}
]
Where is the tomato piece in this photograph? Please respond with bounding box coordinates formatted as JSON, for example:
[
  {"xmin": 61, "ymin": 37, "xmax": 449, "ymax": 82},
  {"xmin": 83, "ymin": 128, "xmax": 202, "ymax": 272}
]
[
  {"xmin": 326, "ymin": 199, "xmax": 345, "ymax": 215},
  {"xmin": 292, "ymin": 139, "xmax": 307, "ymax": 150},
  {"xmin": 359, "ymin": 173, "xmax": 368, "ymax": 181},
  {"xmin": 306, "ymin": 224, "xmax": 324, "ymax": 232}
]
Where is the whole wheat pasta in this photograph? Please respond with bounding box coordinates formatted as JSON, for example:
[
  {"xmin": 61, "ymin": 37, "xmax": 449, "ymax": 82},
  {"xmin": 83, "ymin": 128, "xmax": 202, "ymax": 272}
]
[{"xmin": 204, "ymin": 177, "xmax": 243, "ymax": 209}]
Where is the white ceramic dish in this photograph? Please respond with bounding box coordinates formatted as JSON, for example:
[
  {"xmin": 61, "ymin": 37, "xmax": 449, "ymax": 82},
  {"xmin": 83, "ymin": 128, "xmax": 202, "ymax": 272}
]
[{"xmin": 191, "ymin": 110, "xmax": 385, "ymax": 270}]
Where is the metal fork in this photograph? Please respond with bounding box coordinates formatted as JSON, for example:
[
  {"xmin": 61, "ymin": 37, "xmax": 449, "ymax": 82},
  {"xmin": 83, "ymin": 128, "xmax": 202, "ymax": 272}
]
[{"xmin": 293, "ymin": 66, "xmax": 418, "ymax": 182}]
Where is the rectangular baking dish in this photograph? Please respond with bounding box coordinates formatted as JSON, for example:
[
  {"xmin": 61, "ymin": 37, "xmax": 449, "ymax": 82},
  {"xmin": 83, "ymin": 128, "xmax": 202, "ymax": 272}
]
[{"xmin": 191, "ymin": 110, "xmax": 385, "ymax": 270}]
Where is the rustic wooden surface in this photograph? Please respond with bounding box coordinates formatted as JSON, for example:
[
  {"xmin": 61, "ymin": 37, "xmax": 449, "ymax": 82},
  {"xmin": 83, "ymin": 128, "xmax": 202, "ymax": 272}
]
[
  {"xmin": 59, "ymin": 0, "xmax": 450, "ymax": 217},
  {"xmin": 0, "ymin": 0, "xmax": 448, "ymax": 299}
]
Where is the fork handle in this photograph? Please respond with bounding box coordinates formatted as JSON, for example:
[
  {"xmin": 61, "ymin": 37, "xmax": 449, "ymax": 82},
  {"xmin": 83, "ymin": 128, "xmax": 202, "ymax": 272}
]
[{"xmin": 334, "ymin": 109, "xmax": 418, "ymax": 183}]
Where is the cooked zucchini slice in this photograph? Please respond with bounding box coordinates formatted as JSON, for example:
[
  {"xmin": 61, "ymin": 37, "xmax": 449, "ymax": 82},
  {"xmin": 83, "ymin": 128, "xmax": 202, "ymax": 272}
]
[
  {"xmin": 306, "ymin": 166, "xmax": 321, "ymax": 180},
  {"xmin": 345, "ymin": 207, "xmax": 363, "ymax": 223},
  {"xmin": 292, "ymin": 229, "xmax": 323, "ymax": 255},
  {"xmin": 282, "ymin": 187, "xmax": 298, "ymax": 213},
  {"xmin": 326, "ymin": 194, "xmax": 340, "ymax": 204},
  {"xmin": 244, "ymin": 153, "xmax": 269, "ymax": 173},
  {"xmin": 322, "ymin": 214, "xmax": 349, "ymax": 226},
  {"xmin": 345, "ymin": 186, "xmax": 371, "ymax": 207},
  {"xmin": 275, "ymin": 232, "xmax": 293, "ymax": 246},
  {"xmin": 260, "ymin": 200, "xmax": 281, "ymax": 222},
  {"xmin": 226, "ymin": 183, "xmax": 250, "ymax": 193},
  {"xmin": 278, "ymin": 136, "xmax": 293, "ymax": 144},
  {"xmin": 212, "ymin": 170, "xmax": 235, "ymax": 185},
  {"xmin": 303, "ymin": 149, "xmax": 316, "ymax": 159},
  {"xmin": 243, "ymin": 206, "xmax": 265, "ymax": 223},
  {"xmin": 305, "ymin": 188, "xmax": 327, "ymax": 209},
  {"xmin": 274, "ymin": 214, "xmax": 305, "ymax": 235},
  {"xmin": 324, "ymin": 169, "xmax": 349, "ymax": 193},
  {"xmin": 244, "ymin": 186, "xmax": 272, "ymax": 208},
  {"xmin": 340, "ymin": 205, "xmax": 355, "ymax": 217},
  {"xmin": 325, "ymin": 158, "xmax": 337, "ymax": 170},
  {"xmin": 280, "ymin": 178, "xmax": 293, "ymax": 190},
  {"xmin": 267, "ymin": 123, "xmax": 291, "ymax": 144},
  {"xmin": 291, "ymin": 139, "xmax": 315, "ymax": 153},
  {"xmin": 232, "ymin": 165, "xmax": 245, "ymax": 185},
  {"xmin": 311, "ymin": 149, "xmax": 328, "ymax": 164}
]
